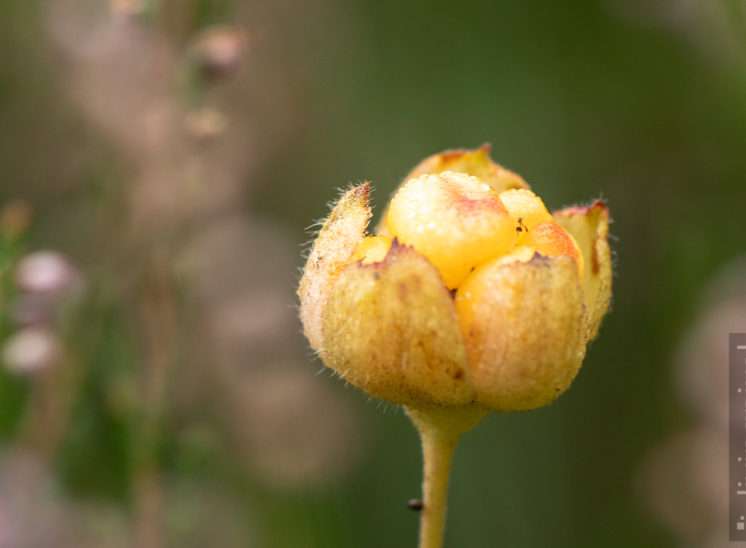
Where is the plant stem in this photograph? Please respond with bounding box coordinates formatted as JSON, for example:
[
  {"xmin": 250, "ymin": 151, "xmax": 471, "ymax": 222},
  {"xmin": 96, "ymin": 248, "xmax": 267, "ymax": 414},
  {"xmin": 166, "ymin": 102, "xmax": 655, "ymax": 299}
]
[
  {"xmin": 406, "ymin": 406, "xmax": 486, "ymax": 548},
  {"xmin": 132, "ymin": 253, "xmax": 178, "ymax": 548},
  {"xmin": 20, "ymin": 351, "xmax": 83, "ymax": 464},
  {"xmin": 418, "ymin": 423, "xmax": 456, "ymax": 548}
]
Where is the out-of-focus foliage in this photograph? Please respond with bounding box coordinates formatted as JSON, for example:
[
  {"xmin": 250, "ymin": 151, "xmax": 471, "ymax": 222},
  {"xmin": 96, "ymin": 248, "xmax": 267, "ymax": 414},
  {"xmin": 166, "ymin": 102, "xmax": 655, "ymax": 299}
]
[{"xmin": 0, "ymin": 0, "xmax": 744, "ymax": 547}]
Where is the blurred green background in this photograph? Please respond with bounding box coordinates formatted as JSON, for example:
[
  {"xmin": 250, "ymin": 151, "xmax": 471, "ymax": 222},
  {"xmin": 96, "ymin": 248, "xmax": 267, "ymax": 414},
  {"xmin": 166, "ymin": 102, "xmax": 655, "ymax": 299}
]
[{"xmin": 0, "ymin": 0, "xmax": 744, "ymax": 546}]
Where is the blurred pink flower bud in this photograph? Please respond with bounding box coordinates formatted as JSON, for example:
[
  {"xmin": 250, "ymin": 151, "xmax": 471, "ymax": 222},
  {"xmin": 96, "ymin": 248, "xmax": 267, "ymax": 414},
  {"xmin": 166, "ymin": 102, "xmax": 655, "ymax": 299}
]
[
  {"xmin": 192, "ymin": 26, "xmax": 249, "ymax": 80},
  {"xmin": 2, "ymin": 328, "xmax": 62, "ymax": 375},
  {"xmin": 15, "ymin": 251, "xmax": 81, "ymax": 296}
]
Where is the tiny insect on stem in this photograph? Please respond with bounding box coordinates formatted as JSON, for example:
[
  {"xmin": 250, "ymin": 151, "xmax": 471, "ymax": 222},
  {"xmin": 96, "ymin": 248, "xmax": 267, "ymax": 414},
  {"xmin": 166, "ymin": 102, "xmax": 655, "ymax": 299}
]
[{"xmin": 408, "ymin": 498, "xmax": 424, "ymax": 512}]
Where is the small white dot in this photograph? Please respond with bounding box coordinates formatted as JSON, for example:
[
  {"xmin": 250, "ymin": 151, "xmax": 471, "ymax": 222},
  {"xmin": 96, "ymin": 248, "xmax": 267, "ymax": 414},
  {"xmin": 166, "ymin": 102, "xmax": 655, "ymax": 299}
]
[
  {"xmin": 739, "ymin": 388, "xmax": 742, "ymax": 393},
  {"xmin": 739, "ymin": 457, "xmax": 743, "ymax": 462}
]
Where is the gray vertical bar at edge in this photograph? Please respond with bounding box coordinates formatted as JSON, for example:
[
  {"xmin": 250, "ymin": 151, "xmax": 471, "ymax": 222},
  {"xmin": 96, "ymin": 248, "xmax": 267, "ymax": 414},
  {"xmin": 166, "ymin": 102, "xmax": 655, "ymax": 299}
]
[{"xmin": 730, "ymin": 333, "xmax": 746, "ymax": 540}]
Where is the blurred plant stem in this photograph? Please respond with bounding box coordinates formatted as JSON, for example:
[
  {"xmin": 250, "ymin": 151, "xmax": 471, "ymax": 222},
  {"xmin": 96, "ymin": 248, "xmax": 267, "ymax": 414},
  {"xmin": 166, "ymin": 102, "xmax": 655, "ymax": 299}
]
[
  {"xmin": 406, "ymin": 406, "xmax": 486, "ymax": 548},
  {"xmin": 131, "ymin": 252, "xmax": 179, "ymax": 548},
  {"xmin": 19, "ymin": 352, "xmax": 83, "ymax": 463},
  {"xmin": 133, "ymin": 463, "xmax": 165, "ymax": 548}
]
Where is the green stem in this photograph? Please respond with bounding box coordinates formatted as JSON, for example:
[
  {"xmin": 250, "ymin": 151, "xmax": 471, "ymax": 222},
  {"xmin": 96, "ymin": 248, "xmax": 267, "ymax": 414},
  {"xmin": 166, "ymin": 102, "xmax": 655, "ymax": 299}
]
[{"xmin": 406, "ymin": 406, "xmax": 486, "ymax": 548}]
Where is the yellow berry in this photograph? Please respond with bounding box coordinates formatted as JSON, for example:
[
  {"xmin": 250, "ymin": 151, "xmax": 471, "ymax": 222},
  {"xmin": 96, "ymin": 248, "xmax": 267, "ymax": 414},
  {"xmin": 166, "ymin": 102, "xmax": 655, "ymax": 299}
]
[
  {"xmin": 522, "ymin": 221, "xmax": 584, "ymax": 278},
  {"xmin": 498, "ymin": 189, "xmax": 553, "ymax": 244},
  {"xmin": 386, "ymin": 171, "xmax": 516, "ymax": 289},
  {"xmin": 351, "ymin": 235, "xmax": 392, "ymax": 264}
]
